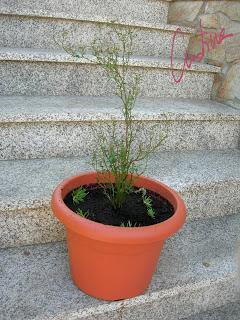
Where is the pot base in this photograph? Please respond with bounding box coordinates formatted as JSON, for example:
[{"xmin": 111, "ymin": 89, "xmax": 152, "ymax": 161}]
[{"xmin": 67, "ymin": 229, "xmax": 164, "ymax": 301}]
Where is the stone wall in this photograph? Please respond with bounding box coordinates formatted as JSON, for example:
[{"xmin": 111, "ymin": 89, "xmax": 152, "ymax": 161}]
[{"xmin": 168, "ymin": 1, "xmax": 240, "ymax": 107}]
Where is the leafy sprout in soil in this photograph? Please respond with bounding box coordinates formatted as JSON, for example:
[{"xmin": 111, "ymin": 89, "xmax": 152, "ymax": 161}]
[
  {"xmin": 76, "ymin": 208, "xmax": 90, "ymax": 219},
  {"xmin": 120, "ymin": 220, "xmax": 140, "ymax": 228},
  {"xmin": 72, "ymin": 187, "xmax": 88, "ymax": 205}
]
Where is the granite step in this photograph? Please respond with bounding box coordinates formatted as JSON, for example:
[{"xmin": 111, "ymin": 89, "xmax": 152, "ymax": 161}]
[
  {"xmin": 0, "ymin": 149, "xmax": 239, "ymax": 248},
  {"xmin": 0, "ymin": 0, "xmax": 170, "ymax": 26},
  {"xmin": 0, "ymin": 96, "xmax": 239, "ymax": 160},
  {"xmin": 0, "ymin": 47, "xmax": 220, "ymax": 98},
  {"xmin": 184, "ymin": 301, "xmax": 240, "ymax": 320},
  {"xmin": 0, "ymin": 213, "xmax": 239, "ymax": 320},
  {"xmin": 0, "ymin": 14, "xmax": 194, "ymax": 58}
]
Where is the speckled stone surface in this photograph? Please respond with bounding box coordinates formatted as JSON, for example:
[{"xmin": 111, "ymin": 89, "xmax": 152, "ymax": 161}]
[
  {"xmin": 0, "ymin": 51, "xmax": 218, "ymax": 98},
  {"xmin": 184, "ymin": 302, "xmax": 240, "ymax": 320},
  {"xmin": 0, "ymin": 0, "xmax": 170, "ymax": 25},
  {"xmin": 0, "ymin": 96, "xmax": 239, "ymax": 160},
  {"xmin": 0, "ymin": 214, "xmax": 239, "ymax": 320},
  {"xmin": 0, "ymin": 47, "xmax": 220, "ymax": 73},
  {"xmin": 0, "ymin": 12, "xmax": 195, "ymax": 34},
  {"xmin": 0, "ymin": 150, "xmax": 239, "ymax": 248},
  {"xmin": 1, "ymin": 96, "xmax": 240, "ymax": 122},
  {"xmin": 0, "ymin": 15, "xmax": 193, "ymax": 58},
  {"xmin": 0, "ymin": 63, "xmax": 216, "ymax": 100}
]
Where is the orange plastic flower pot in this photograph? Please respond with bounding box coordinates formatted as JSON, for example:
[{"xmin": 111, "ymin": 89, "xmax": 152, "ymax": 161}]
[{"xmin": 51, "ymin": 172, "xmax": 186, "ymax": 301}]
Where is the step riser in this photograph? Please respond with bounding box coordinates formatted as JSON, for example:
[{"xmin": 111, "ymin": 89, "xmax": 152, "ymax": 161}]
[
  {"xmin": 1, "ymin": 181, "xmax": 239, "ymax": 248},
  {"xmin": 181, "ymin": 181, "xmax": 240, "ymax": 221},
  {"xmin": 0, "ymin": 0, "xmax": 169, "ymax": 25},
  {"xmin": 0, "ymin": 61, "xmax": 215, "ymax": 98},
  {"xmin": 0, "ymin": 15, "xmax": 191, "ymax": 58},
  {"xmin": 0, "ymin": 120, "xmax": 239, "ymax": 160}
]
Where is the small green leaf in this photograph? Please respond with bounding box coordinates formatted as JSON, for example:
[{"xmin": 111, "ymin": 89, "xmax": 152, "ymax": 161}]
[
  {"xmin": 120, "ymin": 220, "xmax": 139, "ymax": 227},
  {"xmin": 72, "ymin": 187, "xmax": 88, "ymax": 204},
  {"xmin": 76, "ymin": 208, "xmax": 89, "ymax": 218}
]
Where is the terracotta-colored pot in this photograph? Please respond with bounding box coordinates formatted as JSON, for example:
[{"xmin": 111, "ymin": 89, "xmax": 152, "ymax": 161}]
[{"xmin": 51, "ymin": 172, "xmax": 186, "ymax": 301}]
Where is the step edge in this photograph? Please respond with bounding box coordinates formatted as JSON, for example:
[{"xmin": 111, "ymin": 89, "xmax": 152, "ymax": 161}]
[
  {"xmin": 0, "ymin": 48, "xmax": 221, "ymax": 73},
  {"xmin": 1, "ymin": 111, "xmax": 240, "ymax": 123}
]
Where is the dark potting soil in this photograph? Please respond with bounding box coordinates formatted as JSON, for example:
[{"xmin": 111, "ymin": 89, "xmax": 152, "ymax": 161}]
[{"xmin": 64, "ymin": 185, "xmax": 175, "ymax": 227}]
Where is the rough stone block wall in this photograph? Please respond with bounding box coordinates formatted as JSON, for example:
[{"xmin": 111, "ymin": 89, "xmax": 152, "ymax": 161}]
[{"xmin": 168, "ymin": 0, "xmax": 240, "ymax": 107}]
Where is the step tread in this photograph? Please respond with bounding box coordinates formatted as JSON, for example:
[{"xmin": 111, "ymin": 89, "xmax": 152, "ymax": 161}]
[
  {"xmin": 1, "ymin": 96, "xmax": 239, "ymax": 123},
  {"xmin": 1, "ymin": 213, "xmax": 239, "ymax": 320},
  {"xmin": 0, "ymin": 149, "xmax": 239, "ymax": 212},
  {"xmin": 0, "ymin": 47, "xmax": 221, "ymax": 73}
]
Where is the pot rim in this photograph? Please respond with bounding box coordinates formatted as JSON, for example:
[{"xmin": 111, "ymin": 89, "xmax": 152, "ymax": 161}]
[{"xmin": 51, "ymin": 171, "xmax": 186, "ymax": 244}]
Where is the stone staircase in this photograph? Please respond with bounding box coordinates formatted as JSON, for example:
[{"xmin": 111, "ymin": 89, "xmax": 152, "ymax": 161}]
[{"xmin": 0, "ymin": 1, "xmax": 239, "ymax": 319}]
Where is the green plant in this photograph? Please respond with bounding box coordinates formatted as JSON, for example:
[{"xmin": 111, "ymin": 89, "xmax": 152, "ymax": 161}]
[
  {"xmin": 72, "ymin": 187, "xmax": 88, "ymax": 204},
  {"xmin": 76, "ymin": 208, "xmax": 90, "ymax": 218},
  {"xmin": 135, "ymin": 188, "xmax": 155, "ymax": 219},
  {"xmin": 142, "ymin": 195, "xmax": 155, "ymax": 219},
  {"xmin": 58, "ymin": 23, "xmax": 166, "ymax": 214},
  {"xmin": 120, "ymin": 220, "xmax": 139, "ymax": 228}
]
